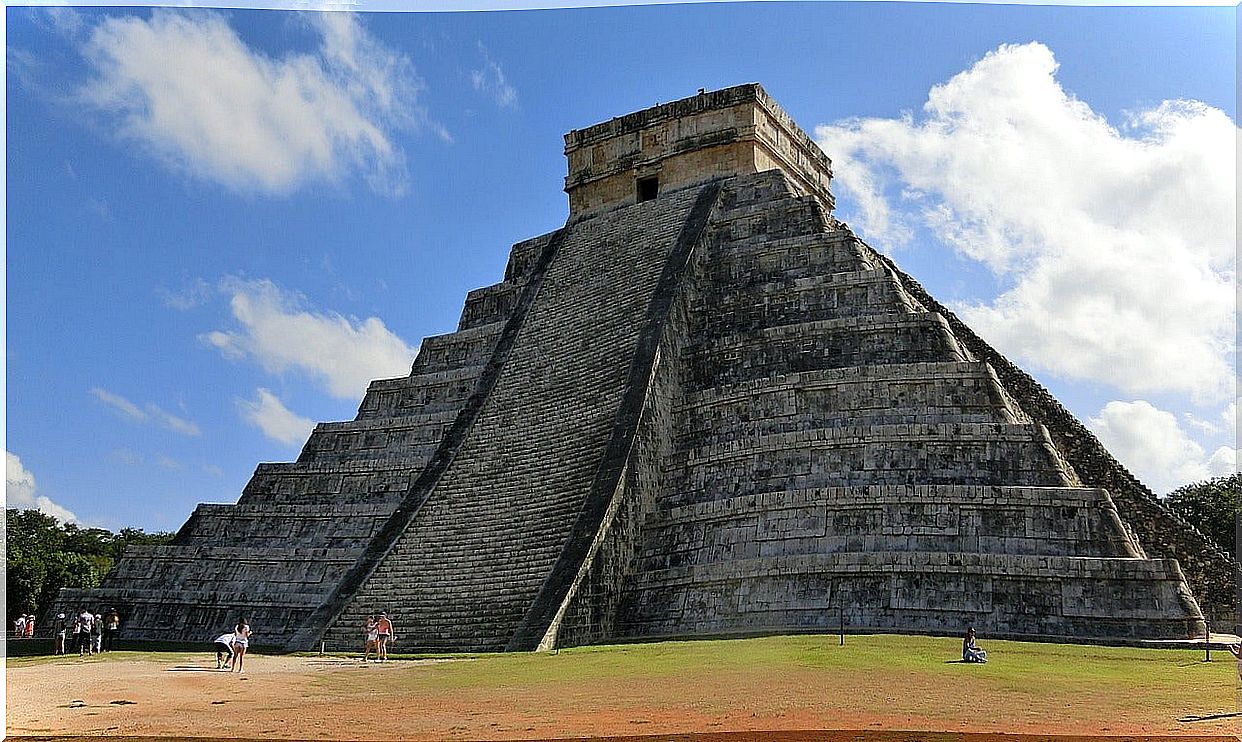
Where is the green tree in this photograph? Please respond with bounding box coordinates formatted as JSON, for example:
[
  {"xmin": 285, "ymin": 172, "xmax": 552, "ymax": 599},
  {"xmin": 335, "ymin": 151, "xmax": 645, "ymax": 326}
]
[
  {"xmin": 4, "ymin": 508, "xmax": 174, "ymax": 625},
  {"xmin": 1165, "ymin": 473, "xmax": 1239, "ymax": 559}
]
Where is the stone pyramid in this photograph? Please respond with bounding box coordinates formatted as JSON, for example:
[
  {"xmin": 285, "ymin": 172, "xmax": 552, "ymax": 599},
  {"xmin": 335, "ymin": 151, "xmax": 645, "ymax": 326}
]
[{"xmin": 55, "ymin": 85, "xmax": 1233, "ymax": 651}]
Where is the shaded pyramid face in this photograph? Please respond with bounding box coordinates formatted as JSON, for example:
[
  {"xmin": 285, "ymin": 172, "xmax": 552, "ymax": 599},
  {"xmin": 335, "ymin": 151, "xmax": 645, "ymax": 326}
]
[{"xmin": 54, "ymin": 85, "xmax": 1232, "ymax": 651}]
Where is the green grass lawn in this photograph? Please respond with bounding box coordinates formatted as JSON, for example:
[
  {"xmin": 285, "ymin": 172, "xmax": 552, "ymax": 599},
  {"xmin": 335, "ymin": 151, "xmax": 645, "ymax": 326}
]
[
  {"xmin": 8, "ymin": 634, "xmax": 1237, "ymax": 735},
  {"xmin": 4, "ymin": 650, "xmax": 202, "ymax": 668},
  {"xmin": 307, "ymin": 633, "xmax": 1237, "ymax": 709}
]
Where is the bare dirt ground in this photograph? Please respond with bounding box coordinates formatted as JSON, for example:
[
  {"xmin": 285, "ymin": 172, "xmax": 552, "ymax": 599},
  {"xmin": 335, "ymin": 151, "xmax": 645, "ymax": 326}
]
[{"xmin": 6, "ymin": 651, "xmax": 1240, "ymax": 740}]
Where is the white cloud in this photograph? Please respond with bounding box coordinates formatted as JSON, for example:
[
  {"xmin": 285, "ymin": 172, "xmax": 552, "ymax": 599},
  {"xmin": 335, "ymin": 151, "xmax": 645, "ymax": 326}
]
[
  {"xmin": 471, "ymin": 45, "xmax": 516, "ymax": 109},
  {"xmin": 147, "ymin": 406, "xmax": 202, "ymax": 437},
  {"xmin": 78, "ymin": 10, "xmax": 429, "ymax": 196},
  {"xmin": 239, "ymin": 388, "xmax": 315, "ymax": 446},
  {"xmin": 815, "ymin": 42, "xmax": 1236, "ymax": 403},
  {"xmin": 110, "ymin": 448, "xmax": 143, "ymax": 466},
  {"xmin": 202, "ymin": 278, "xmax": 416, "ymax": 399},
  {"xmin": 156, "ymin": 455, "xmax": 182, "ymax": 471},
  {"xmin": 1182, "ymin": 413, "xmax": 1221, "ymax": 436},
  {"xmin": 6, "ymin": 451, "xmax": 78, "ymax": 523},
  {"xmin": 1206, "ymin": 445, "xmax": 1236, "ymax": 476},
  {"xmin": 90, "ymin": 387, "xmax": 202, "ymax": 436},
  {"xmin": 1089, "ymin": 400, "xmax": 1236, "ymax": 494},
  {"xmin": 158, "ymin": 278, "xmax": 213, "ymax": 310},
  {"xmin": 90, "ymin": 386, "xmax": 145, "ymax": 421}
]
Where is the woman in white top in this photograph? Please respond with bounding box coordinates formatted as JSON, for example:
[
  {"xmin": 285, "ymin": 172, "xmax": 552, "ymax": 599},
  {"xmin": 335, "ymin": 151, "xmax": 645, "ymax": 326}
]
[
  {"xmin": 364, "ymin": 615, "xmax": 378, "ymax": 663},
  {"xmin": 232, "ymin": 620, "xmax": 251, "ymax": 673}
]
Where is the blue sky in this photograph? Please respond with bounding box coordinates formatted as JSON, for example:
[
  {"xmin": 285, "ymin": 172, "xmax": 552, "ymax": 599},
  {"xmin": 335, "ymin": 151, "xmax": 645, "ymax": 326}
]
[{"xmin": 4, "ymin": 3, "xmax": 1236, "ymax": 531}]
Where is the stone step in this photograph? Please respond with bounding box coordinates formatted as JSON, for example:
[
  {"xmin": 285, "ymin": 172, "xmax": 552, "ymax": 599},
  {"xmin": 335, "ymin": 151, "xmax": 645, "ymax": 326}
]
[
  {"xmin": 503, "ymin": 232, "xmax": 558, "ymax": 283},
  {"xmin": 101, "ymin": 545, "xmax": 358, "ymax": 594},
  {"xmin": 714, "ymin": 170, "xmax": 802, "ymax": 212},
  {"xmin": 112, "ymin": 543, "xmax": 358, "ymax": 562},
  {"xmin": 297, "ymin": 409, "xmax": 455, "ymax": 465},
  {"xmin": 189, "ymin": 502, "xmax": 395, "ymax": 518},
  {"xmin": 297, "ymin": 441, "xmax": 440, "ymax": 468},
  {"xmin": 672, "ymin": 422, "xmax": 1075, "ymax": 501},
  {"xmin": 324, "ymin": 607, "xmax": 522, "ymax": 652},
  {"xmin": 679, "ymin": 362, "xmax": 1030, "ymax": 445},
  {"xmin": 616, "ymin": 551, "xmax": 1201, "ymax": 641},
  {"xmin": 237, "ymin": 462, "xmax": 418, "ymax": 507},
  {"xmin": 356, "ymin": 365, "xmax": 484, "ymax": 419},
  {"xmin": 458, "ymin": 280, "xmax": 522, "ymax": 331},
  {"xmin": 58, "ymin": 586, "xmax": 327, "ymax": 611},
  {"xmin": 653, "ymin": 485, "xmax": 1123, "ymax": 523},
  {"xmin": 409, "ymin": 321, "xmax": 506, "ymax": 375},
  {"xmin": 173, "ymin": 502, "xmax": 396, "ymax": 547},
  {"xmin": 370, "ymin": 536, "xmax": 566, "ymax": 573},
  {"xmin": 701, "ymin": 269, "xmax": 921, "ymax": 331},
  {"xmin": 707, "ymin": 230, "xmax": 879, "ymax": 283},
  {"xmin": 315, "ymin": 409, "xmax": 459, "ymax": 432},
  {"xmin": 689, "ymin": 312, "xmax": 970, "ymax": 389},
  {"xmin": 710, "ymin": 190, "xmax": 815, "ymax": 221},
  {"xmin": 636, "ymin": 485, "xmax": 1141, "ymax": 567},
  {"xmin": 391, "ymin": 493, "xmax": 581, "ymax": 522},
  {"xmin": 48, "ymin": 586, "xmax": 322, "ymax": 647},
  {"xmin": 706, "ymin": 195, "xmax": 826, "ymax": 243}
]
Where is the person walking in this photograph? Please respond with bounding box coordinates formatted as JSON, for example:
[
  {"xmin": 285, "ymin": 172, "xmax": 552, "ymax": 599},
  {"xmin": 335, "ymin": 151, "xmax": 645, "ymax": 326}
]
[
  {"xmin": 14, "ymin": 614, "xmax": 27, "ymax": 638},
  {"xmin": 231, "ymin": 619, "xmax": 252, "ymax": 672}
]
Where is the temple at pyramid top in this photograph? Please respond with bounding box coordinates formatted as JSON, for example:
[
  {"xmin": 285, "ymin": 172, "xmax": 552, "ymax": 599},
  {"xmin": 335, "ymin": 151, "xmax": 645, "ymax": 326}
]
[{"xmin": 563, "ymin": 84, "xmax": 835, "ymax": 216}]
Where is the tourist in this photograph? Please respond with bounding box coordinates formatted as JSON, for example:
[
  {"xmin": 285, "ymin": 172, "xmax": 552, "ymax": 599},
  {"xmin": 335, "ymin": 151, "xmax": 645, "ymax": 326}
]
[
  {"xmin": 963, "ymin": 626, "xmax": 988, "ymax": 663},
  {"xmin": 53, "ymin": 613, "xmax": 68, "ymax": 655},
  {"xmin": 77, "ymin": 608, "xmax": 95, "ymax": 656},
  {"xmin": 231, "ymin": 619, "xmax": 252, "ymax": 672},
  {"xmin": 1228, "ymin": 641, "xmax": 1241, "ymax": 681},
  {"xmin": 213, "ymin": 631, "xmax": 235, "ymax": 670},
  {"xmin": 102, "ymin": 608, "xmax": 120, "ymax": 651},
  {"xmin": 90, "ymin": 609, "xmax": 104, "ymax": 654},
  {"xmin": 24, "ymin": 614, "xmax": 36, "ymax": 637},
  {"xmin": 14, "ymin": 614, "xmax": 27, "ymax": 638},
  {"xmin": 70, "ymin": 610, "xmax": 83, "ymax": 654},
  {"xmin": 363, "ymin": 615, "xmax": 378, "ymax": 663},
  {"xmin": 375, "ymin": 612, "xmax": 394, "ymax": 662}
]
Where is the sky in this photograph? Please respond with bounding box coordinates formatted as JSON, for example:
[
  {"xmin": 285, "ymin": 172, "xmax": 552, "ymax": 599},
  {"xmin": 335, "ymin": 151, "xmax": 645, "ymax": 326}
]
[{"xmin": 4, "ymin": 2, "xmax": 1236, "ymax": 531}]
